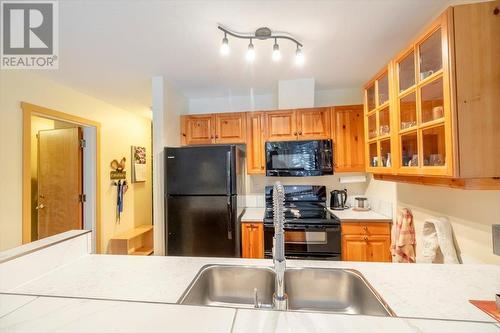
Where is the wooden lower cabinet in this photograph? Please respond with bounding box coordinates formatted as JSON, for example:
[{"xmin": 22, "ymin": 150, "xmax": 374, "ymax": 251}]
[
  {"xmin": 341, "ymin": 221, "xmax": 391, "ymax": 262},
  {"xmin": 241, "ymin": 222, "xmax": 264, "ymax": 259}
]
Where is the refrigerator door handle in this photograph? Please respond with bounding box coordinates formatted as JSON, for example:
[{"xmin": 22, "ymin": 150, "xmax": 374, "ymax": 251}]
[
  {"xmin": 227, "ymin": 197, "xmax": 233, "ymax": 240},
  {"xmin": 226, "ymin": 150, "xmax": 231, "ymax": 194}
]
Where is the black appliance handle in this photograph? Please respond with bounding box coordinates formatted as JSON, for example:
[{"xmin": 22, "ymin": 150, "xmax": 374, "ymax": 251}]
[
  {"xmin": 266, "ymin": 224, "xmax": 340, "ymax": 232},
  {"xmin": 341, "ymin": 190, "xmax": 347, "ymax": 207},
  {"xmin": 227, "ymin": 197, "xmax": 233, "ymax": 240},
  {"xmin": 226, "ymin": 150, "xmax": 231, "ymax": 194}
]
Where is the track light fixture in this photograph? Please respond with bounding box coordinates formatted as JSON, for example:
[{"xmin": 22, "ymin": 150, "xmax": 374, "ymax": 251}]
[
  {"xmin": 218, "ymin": 25, "xmax": 304, "ymax": 65},
  {"xmin": 220, "ymin": 32, "xmax": 229, "ymax": 55},
  {"xmin": 272, "ymin": 38, "xmax": 281, "ymax": 62}
]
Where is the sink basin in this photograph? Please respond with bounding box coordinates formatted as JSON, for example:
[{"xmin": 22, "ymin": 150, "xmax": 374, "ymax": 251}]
[
  {"xmin": 285, "ymin": 267, "xmax": 394, "ymax": 316},
  {"xmin": 179, "ymin": 265, "xmax": 275, "ymax": 308},
  {"xmin": 178, "ymin": 265, "xmax": 394, "ymax": 316}
]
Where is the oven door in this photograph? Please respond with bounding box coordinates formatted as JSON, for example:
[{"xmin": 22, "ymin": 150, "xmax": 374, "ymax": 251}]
[
  {"xmin": 265, "ymin": 140, "xmax": 333, "ymax": 177},
  {"xmin": 264, "ymin": 223, "xmax": 341, "ymax": 259}
]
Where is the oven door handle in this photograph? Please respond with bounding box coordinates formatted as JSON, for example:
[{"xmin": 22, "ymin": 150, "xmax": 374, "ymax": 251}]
[{"xmin": 282, "ymin": 225, "xmax": 340, "ymax": 231}]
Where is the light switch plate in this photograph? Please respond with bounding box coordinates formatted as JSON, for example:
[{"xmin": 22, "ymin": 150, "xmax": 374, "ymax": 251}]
[{"xmin": 493, "ymin": 224, "xmax": 500, "ymax": 256}]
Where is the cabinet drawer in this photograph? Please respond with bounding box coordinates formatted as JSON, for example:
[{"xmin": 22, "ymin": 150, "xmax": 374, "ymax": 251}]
[{"xmin": 341, "ymin": 222, "xmax": 391, "ymax": 236}]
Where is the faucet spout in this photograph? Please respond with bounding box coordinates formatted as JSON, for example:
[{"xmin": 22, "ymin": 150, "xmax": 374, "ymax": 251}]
[{"xmin": 272, "ymin": 182, "xmax": 288, "ymax": 310}]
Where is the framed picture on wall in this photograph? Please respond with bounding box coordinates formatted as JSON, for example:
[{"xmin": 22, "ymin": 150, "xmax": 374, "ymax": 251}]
[{"xmin": 131, "ymin": 146, "xmax": 146, "ymax": 183}]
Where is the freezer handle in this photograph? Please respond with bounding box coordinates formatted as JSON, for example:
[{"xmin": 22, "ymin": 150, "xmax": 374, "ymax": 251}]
[
  {"xmin": 227, "ymin": 197, "xmax": 233, "ymax": 240},
  {"xmin": 226, "ymin": 150, "xmax": 231, "ymax": 194}
]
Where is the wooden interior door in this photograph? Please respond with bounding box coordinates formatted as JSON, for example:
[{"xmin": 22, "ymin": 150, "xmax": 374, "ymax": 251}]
[
  {"xmin": 37, "ymin": 128, "xmax": 83, "ymax": 239},
  {"xmin": 342, "ymin": 235, "xmax": 369, "ymax": 261},
  {"xmin": 297, "ymin": 108, "xmax": 331, "ymax": 139},
  {"xmin": 215, "ymin": 113, "xmax": 246, "ymax": 143},
  {"xmin": 182, "ymin": 115, "xmax": 215, "ymax": 145},
  {"xmin": 265, "ymin": 110, "xmax": 297, "ymax": 141},
  {"xmin": 333, "ymin": 106, "xmax": 365, "ymax": 172}
]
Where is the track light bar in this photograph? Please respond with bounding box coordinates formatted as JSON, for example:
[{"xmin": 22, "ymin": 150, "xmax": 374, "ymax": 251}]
[{"xmin": 217, "ymin": 25, "xmax": 304, "ymax": 65}]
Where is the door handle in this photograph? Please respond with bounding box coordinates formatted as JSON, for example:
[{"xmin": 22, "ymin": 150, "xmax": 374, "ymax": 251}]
[
  {"xmin": 36, "ymin": 204, "xmax": 45, "ymax": 210},
  {"xmin": 227, "ymin": 197, "xmax": 233, "ymax": 240}
]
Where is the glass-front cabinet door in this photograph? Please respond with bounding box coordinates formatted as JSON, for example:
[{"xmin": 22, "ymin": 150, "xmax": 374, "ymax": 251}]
[
  {"xmin": 364, "ymin": 65, "xmax": 395, "ymax": 173},
  {"xmin": 392, "ymin": 18, "xmax": 453, "ymax": 176}
]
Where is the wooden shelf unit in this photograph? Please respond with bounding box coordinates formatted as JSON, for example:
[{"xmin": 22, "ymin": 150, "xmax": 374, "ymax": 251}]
[{"xmin": 109, "ymin": 225, "xmax": 153, "ymax": 255}]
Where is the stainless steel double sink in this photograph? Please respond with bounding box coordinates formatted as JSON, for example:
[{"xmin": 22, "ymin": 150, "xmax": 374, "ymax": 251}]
[{"xmin": 178, "ymin": 265, "xmax": 394, "ymax": 316}]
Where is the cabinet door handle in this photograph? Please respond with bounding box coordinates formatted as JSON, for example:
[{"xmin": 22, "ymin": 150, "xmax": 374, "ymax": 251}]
[
  {"xmin": 364, "ymin": 236, "xmax": 368, "ymax": 241},
  {"xmin": 298, "ymin": 131, "xmax": 302, "ymax": 135},
  {"xmin": 293, "ymin": 132, "xmax": 297, "ymax": 136}
]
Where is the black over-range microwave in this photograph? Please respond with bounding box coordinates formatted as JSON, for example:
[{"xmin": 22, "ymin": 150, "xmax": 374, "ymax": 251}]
[{"xmin": 265, "ymin": 139, "xmax": 334, "ymax": 177}]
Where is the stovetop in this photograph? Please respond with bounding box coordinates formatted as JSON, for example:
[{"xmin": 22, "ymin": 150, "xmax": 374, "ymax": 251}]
[{"xmin": 263, "ymin": 185, "xmax": 340, "ymax": 225}]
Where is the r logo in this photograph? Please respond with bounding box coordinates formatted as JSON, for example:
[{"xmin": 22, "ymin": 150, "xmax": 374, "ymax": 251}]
[{"xmin": 2, "ymin": 2, "xmax": 53, "ymax": 55}]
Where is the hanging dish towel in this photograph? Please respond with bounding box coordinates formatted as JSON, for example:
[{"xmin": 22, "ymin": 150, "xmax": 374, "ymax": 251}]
[
  {"xmin": 420, "ymin": 217, "xmax": 460, "ymax": 264},
  {"xmin": 391, "ymin": 208, "xmax": 416, "ymax": 263}
]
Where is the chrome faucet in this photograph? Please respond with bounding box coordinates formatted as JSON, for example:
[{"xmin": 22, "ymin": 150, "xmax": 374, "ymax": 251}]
[{"xmin": 272, "ymin": 182, "xmax": 288, "ymax": 310}]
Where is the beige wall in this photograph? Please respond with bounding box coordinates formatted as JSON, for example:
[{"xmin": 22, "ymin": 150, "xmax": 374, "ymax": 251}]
[
  {"xmin": 397, "ymin": 183, "xmax": 500, "ymax": 265},
  {"xmin": 0, "ymin": 71, "xmax": 152, "ymax": 252},
  {"xmin": 362, "ymin": 177, "xmax": 500, "ymax": 264}
]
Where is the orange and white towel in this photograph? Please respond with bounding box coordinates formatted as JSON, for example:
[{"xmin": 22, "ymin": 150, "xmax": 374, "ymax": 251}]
[{"xmin": 391, "ymin": 208, "xmax": 416, "ymax": 263}]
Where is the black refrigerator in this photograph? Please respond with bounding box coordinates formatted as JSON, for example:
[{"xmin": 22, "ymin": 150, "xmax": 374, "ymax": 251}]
[{"xmin": 165, "ymin": 145, "xmax": 245, "ymax": 257}]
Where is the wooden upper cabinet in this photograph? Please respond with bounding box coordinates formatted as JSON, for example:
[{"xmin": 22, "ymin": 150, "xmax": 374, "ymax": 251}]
[
  {"xmin": 333, "ymin": 105, "xmax": 365, "ymax": 172},
  {"xmin": 265, "ymin": 110, "xmax": 297, "ymax": 141},
  {"xmin": 181, "ymin": 114, "xmax": 215, "ymax": 145},
  {"xmin": 266, "ymin": 108, "xmax": 331, "ymax": 142},
  {"xmin": 215, "ymin": 113, "xmax": 246, "ymax": 144},
  {"xmin": 297, "ymin": 107, "xmax": 331, "ymax": 139},
  {"xmin": 362, "ymin": 1, "xmax": 500, "ymax": 184},
  {"xmin": 246, "ymin": 112, "xmax": 266, "ymax": 174},
  {"xmin": 181, "ymin": 112, "xmax": 246, "ymax": 145}
]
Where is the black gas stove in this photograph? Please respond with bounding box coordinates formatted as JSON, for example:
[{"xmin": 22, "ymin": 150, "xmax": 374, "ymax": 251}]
[{"xmin": 263, "ymin": 185, "xmax": 341, "ymax": 260}]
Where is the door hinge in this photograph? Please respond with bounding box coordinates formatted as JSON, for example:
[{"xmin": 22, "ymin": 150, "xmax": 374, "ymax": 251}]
[
  {"xmin": 79, "ymin": 194, "xmax": 87, "ymax": 203},
  {"xmin": 80, "ymin": 139, "xmax": 86, "ymax": 149}
]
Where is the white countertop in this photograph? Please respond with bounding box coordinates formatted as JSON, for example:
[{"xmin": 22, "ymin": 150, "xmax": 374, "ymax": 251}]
[
  {"xmin": 328, "ymin": 207, "xmax": 392, "ymax": 221},
  {"xmin": 1, "ymin": 294, "xmax": 499, "ymax": 333},
  {"xmin": 3, "ymin": 255, "xmax": 499, "ymax": 323},
  {"xmin": 241, "ymin": 207, "xmax": 265, "ymax": 222}
]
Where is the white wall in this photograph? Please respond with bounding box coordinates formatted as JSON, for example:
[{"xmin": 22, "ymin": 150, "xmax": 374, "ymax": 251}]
[
  {"xmin": 188, "ymin": 93, "xmax": 276, "ymax": 114},
  {"xmin": 0, "ymin": 71, "xmax": 152, "ymax": 252},
  {"xmin": 186, "ymin": 87, "xmax": 362, "ymax": 114},
  {"xmin": 152, "ymin": 77, "xmax": 187, "ymax": 255}
]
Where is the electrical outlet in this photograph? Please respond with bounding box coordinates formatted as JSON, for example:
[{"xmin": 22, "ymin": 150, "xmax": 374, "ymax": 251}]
[{"xmin": 493, "ymin": 224, "xmax": 500, "ymax": 256}]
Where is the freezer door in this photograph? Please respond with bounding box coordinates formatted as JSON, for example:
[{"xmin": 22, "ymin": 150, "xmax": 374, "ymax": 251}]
[
  {"xmin": 167, "ymin": 195, "xmax": 240, "ymax": 257},
  {"xmin": 165, "ymin": 146, "xmax": 236, "ymax": 195}
]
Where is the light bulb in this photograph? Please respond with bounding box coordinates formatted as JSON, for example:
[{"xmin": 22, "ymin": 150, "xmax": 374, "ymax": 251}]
[
  {"xmin": 295, "ymin": 47, "xmax": 304, "ymax": 66},
  {"xmin": 272, "ymin": 41, "xmax": 281, "ymax": 61},
  {"xmin": 220, "ymin": 36, "xmax": 229, "ymax": 55},
  {"xmin": 246, "ymin": 40, "xmax": 255, "ymax": 62}
]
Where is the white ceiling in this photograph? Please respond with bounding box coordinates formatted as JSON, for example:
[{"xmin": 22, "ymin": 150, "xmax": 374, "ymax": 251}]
[{"xmin": 37, "ymin": 0, "xmax": 468, "ymax": 116}]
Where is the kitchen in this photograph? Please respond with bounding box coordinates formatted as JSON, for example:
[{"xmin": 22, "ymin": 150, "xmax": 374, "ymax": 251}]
[{"xmin": 1, "ymin": 0, "xmax": 500, "ymax": 332}]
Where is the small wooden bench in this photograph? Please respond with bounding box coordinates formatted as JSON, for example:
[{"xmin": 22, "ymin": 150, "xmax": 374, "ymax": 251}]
[{"xmin": 109, "ymin": 225, "xmax": 153, "ymax": 255}]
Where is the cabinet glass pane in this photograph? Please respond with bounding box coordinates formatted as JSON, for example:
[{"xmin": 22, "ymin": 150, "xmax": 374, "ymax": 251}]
[
  {"xmin": 379, "ymin": 107, "xmax": 390, "ymax": 136},
  {"xmin": 419, "ymin": 29, "xmax": 442, "ymax": 81},
  {"xmin": 398, "ymin": 51, "xmax": 415, "ymax": 92},
  {"xmin": 367, "ymin": 84, "xmax": 376, "ymax": 111},
  {"xmin": 399, "ymin": 92, "xmax": 417, "ymax": 130},
  {"xmin": 378, "ymin": 73, "xmax": 389, "ymax": 105},
  {"xmin": 380, "ymin": 139, "xmax": 392, "ymax": 168},
  {"xmin": 421, "ymin": 77, "xmax": 444, "ymax": 123},
  {"xmin": 369, "ymin": 142, "xmax": 378, "ymax": 167},
  {"xmin": 368, "ymin": 113, "xmax": 377, "ymax": 139},
  {"xmin": 423, "ymin": 126, "xmax": 446, "ymax": 166},
  {"xmin": 401, "ymin": 132, "xmax": 418, "ymax": 167}
]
